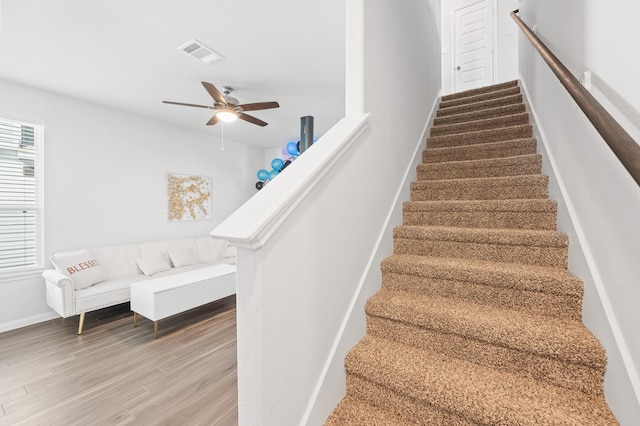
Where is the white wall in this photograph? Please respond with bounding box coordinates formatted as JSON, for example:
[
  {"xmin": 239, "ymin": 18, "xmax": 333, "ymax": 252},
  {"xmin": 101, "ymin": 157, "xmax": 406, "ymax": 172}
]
[
  {"xmin": 495, "ymin": 0, "xmax": 519, "ymax": 82},
  {"xmin": 517, "ymin": 1, "xmax": 640, "ymax": 423},
  {"xmin": 0, "ymin": 78, "xmax": 263, "ymax": 331},
  {"xmin": 441, "ymin": 0, "xmax": 519, "ymax": 95},
  {"xmin": 211, "ymin": 1, "xmax": 442, "ymax": 424}
]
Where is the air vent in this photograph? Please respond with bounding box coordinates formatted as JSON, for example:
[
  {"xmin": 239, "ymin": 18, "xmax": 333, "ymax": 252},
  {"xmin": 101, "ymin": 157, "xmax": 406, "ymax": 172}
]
[{"xmin": 178, "ymin": 39, "xmax": 223, "ymax": 65}]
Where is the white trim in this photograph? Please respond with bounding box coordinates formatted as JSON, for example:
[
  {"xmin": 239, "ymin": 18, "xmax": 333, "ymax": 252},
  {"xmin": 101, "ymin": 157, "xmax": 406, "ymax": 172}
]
[
  {"xmin": 0, "ymin": 311, "xmax": 59, "ymax": 333},
  {"xmin": 0, "ymin": 117, "xmax": 45, "ymax": 274},
  {"xmin": 0, "ymin": 267, "xmax": 44, "ymax": 284},
  {"xmin": 211, "ymin": 114, "xmax": 370, "ymax": 249},
  {"xmin": 519, "ymin": 78, "xmax": 640, "ymax": 406},
  {"xmin": 300, "ymin": 94, "xmax": 440, "ymax": 425},
  {"xmin": 450, "ymin": 0, "xmax": 496, "ymax": 92},
  {"xmin": 449, "ymin": 4, "xmax": 456, "ymax": 94},
  {"xmin": 492, "ymin": 0, "xmax": 498, "ymax": 84}
]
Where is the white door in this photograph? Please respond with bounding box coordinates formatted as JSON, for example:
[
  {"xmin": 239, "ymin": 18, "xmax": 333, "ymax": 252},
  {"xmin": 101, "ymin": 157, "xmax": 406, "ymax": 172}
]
[{"xmin": 454, "ymin": 0, "xmax": 494, "ymax": 92}]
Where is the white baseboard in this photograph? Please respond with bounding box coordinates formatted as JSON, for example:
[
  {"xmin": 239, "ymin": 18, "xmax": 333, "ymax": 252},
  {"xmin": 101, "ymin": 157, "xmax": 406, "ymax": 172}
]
[{"xmin": 0, "ymin": 311, "xmax": 59, "ymax": 333}]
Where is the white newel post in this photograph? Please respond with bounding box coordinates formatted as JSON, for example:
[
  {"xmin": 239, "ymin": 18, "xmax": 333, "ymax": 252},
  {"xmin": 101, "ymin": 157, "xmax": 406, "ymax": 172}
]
[
  {"xmin": 211, "ymin": 115, "xmax": 371, "ymax": 425},
  {"xmin": 233, "ymin": 246, "xmax": 265, "ymax": 425}
]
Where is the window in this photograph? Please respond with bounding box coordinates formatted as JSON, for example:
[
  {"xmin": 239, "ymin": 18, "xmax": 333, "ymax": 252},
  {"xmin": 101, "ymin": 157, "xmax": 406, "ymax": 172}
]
[{"xmin": 0, "ymin": 118, "xmax": 44, "ymax": 275}]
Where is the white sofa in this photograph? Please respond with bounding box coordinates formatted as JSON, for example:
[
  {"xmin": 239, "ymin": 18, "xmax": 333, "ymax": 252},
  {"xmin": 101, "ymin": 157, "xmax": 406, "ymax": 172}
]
[{"xmin": 42, "ymin": 236, "xmax": 236, "ymax": 334}]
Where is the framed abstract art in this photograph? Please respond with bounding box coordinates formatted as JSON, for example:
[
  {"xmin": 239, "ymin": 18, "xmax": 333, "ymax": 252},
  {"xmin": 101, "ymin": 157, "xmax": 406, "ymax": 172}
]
[{"xmin": 166, "ymin": 173, "xmax": 212, "ymax": 221}]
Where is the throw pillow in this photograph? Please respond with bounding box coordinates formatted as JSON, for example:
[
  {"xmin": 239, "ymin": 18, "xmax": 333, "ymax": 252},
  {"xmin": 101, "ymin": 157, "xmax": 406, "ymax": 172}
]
[
  {"xmin": 195, "ymin": 237, "xmax": 226, "ymax": 264},
  {"xmin": 168, "ymin": 247, "xmax": 198, "ymax": 268},
  {"xmin": 50, "ymin": 249, "xmax": 108, "ymax": 290},
  {"xmin": 136, "ymin": 253, "xmax": 171, "ymax": 276}
]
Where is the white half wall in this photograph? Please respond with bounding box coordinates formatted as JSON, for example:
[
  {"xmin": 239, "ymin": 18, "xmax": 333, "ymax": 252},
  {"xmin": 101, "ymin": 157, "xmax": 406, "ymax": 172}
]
[
  {"xmin": 0, "ymin": 78, "xmax": 263, "ymax": 331},
  {"xmin": 517, "ymin": 1, "xmax": 640, "ymax": 423},
  {"xmin": 211, "ymin": 1, "xmax": 442, "ymax": 424}
]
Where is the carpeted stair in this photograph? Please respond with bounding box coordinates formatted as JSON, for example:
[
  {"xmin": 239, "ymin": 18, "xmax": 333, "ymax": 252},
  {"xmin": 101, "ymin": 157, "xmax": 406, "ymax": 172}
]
[{"xmin": 325, "ymin": 80, "xmax": 618, "ymax": 425}]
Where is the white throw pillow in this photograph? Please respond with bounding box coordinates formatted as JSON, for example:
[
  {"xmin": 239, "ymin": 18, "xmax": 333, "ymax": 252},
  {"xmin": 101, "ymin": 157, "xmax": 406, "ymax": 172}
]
[
  {"xmin": 136, "ymin": 253, "xmax": 171, "ymax": 276},
  {"xmin": 168, "ymin": 247, "xmax": 198, "ymax": 268},
  {"xmin": 50, "ymin": 249, "xmax": 108, "ymax": 290},
  {"xmin": 196, "ymin": 237, "xmax": 227, "ymax": 264}
]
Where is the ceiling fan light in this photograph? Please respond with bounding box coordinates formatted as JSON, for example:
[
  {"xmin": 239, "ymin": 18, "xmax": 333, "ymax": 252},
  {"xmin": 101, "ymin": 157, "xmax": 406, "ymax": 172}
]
[{"xmin": 217, "ymin": 110, "xmax": 238, "ymax": 122}]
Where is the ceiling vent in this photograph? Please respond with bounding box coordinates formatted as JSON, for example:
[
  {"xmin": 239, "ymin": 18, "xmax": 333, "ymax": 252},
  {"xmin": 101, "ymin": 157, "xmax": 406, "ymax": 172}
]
[{"xmin": 178, "ymin": 39, "xmax": 223, "ymax": 65}]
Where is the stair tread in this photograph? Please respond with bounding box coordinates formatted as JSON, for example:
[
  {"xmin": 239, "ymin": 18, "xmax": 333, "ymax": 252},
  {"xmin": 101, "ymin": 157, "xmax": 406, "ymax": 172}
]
[
  {"xmin": 345, "ymin": 336, "xmax": 616, "ymax": 425},
  {"xmin": 417, "ymin": 153, "xmax": 541, "ymax": 171},
  {"xmin": 423, "ymin": 138, "xmax": 538, "ymax": 165},
  {"xmin": 402, "ymin": 197, "xmax": 557, "ymax": 231},
  {"xmin": 411, "ymin": 174, "xmax": 548, "ymax": 189},
  {"xmin": 404, "ymin": 199, "xmax": 556, "ymax": 213},
  {"xmin": 366, "ymin": 289, "xmax": 604, "ymax": 368},
  {"xmin": 428, "ymin": 124, "xmax": 533, "ymax": 149},
  {"xmin": 441, "ymin": 80, "xmax": 518, "ymax": 102},
  {"xmin": 411, "ymin": 172, "xmax": 549, "ymax": 202},
  {"xmin": 381, "ymin": 254, "xmax": 582, "ymax": 296},
  {"xmin": 394, "ymin": 226, "xmax": 566, "ymax": 268},
  {"xmin": 431, "ymin": 112, "xmax": 530, "ymax": 137},
  {"xmin": 440, "ymin": 86, "xmax": 521, "ymax": 109},
  {"xmin": 433, "ymin": 103, "xmax": 525, "ymax": 126},
  {"xmin": 324, "ymin": 395, "xmax": 418, "ymax": 426},
  {"xmin": 425, "ymin": 137, "xmax": 536, "ymax": 155},
  {"xmin": 394, "ymin": 225, "xmax": 567, "ymax": 248},
  {"xmin": 381, "ymin": 255, "xmax": 582, "ymax": 322},
  {"xmin": 347, "ymin": 336, "xmax": 614, "ymax": 424},
  {"xmin": 437, "ymin": 93, "xmax": 524, "ymax": 117}
]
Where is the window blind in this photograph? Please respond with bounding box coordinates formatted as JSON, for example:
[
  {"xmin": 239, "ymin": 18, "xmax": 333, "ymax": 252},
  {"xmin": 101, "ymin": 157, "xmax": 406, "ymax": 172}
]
[{"xmin": 0, "ymin": 118, "xmax": 43, "ymax": 271}]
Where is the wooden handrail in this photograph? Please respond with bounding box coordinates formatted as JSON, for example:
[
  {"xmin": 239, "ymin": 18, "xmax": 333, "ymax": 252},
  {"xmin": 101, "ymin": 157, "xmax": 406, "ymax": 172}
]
[{"xmin": 511, "ymin": 10, "xmax": 640, "ymax": 186}]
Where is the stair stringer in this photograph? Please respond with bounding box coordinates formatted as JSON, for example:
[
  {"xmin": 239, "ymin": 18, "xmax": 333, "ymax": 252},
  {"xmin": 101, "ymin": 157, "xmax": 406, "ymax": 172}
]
[
  {"xmin": 302, "ymin": 96, "xmax": 441, "ymax": 426},
  {"xmin": 519, "ymin": 79, "xmax": 640, "ymax": 418}
]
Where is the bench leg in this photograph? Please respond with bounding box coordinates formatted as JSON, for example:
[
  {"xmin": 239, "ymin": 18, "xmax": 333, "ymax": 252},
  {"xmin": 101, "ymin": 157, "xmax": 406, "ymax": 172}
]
[
  {"xmin": 133, "ymin": 312, "xmax": 138, "ymax": 328},
  {"xmin": 154, "ymin": 321, "xmax": 158, "ymax": 339},
  {"xmin": 78, "ymin": 312, "xmax": 86, "ymax": 335}
]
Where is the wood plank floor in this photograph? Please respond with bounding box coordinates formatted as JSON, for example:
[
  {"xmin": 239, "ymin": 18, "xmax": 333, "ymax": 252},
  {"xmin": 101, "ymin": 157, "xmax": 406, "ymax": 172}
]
[{"xmin": 0, "ymin": 296, "xmax": 238, "ymax": 425}]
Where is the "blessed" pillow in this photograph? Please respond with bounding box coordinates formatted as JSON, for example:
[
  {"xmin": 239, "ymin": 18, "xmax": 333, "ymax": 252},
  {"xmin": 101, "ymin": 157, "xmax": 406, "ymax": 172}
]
[{"xmin": 50, "ymin": 249, "xmax": 108, "ymax": 290}]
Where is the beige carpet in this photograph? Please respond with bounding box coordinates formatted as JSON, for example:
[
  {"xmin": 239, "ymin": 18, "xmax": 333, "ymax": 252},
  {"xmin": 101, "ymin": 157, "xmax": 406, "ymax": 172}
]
[{"xmin": 325, "ymin": 80, "xmax": 618, "ymax": 425}]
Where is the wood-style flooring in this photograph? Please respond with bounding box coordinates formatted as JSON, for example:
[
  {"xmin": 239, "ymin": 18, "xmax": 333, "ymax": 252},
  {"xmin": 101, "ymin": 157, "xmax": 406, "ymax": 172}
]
[{"xmin": 0, "ymin": 296, "xmax": 238, "ymax": 425}]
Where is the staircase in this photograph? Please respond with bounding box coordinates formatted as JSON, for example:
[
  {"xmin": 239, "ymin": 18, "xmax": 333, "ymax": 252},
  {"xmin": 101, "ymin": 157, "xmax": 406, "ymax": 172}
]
[{"xmin": 325, "ymin": 81, "xmax": 618, "ymax": 425}]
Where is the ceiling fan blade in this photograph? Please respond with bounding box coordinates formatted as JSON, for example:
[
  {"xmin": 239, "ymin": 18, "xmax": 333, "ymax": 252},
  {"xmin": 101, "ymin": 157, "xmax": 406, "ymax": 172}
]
[
  {"xmin": 201, "ymin": 82, "xmax": 226, "ymax": 104},
  {"xmin": 238, "ymin": 113, "xmax": 268, "ymax": 127},
  {"xmin": 238, "ymin": 101, "xmax": 280, "ymax": 112},
  {"xmin": 206, "ymin": 115, "xmax": 220, "ymax": 126},
  {"xmin": 163, "ymin": 100, "xmax": 213, "ymax": 109}
]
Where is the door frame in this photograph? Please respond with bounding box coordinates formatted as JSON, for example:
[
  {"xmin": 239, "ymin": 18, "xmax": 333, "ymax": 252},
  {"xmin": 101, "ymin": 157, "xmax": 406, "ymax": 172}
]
[{"xmin": 445, "ymin": 0, "xmax": 498, "ymax": 94}]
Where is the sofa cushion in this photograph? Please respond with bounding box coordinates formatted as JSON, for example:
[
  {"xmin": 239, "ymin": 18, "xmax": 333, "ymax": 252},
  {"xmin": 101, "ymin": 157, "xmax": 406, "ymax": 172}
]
[
  {"xmin": 196, "ymin": 237, "xmax": 228, "ymax": 264},
  {"xmin": 50, "ymin": 249, "xmax": 108, "ymax": 290},
  {"xmin": 75, "ymin": 276, "xmax": 146, "ymax": 313},
  {"xmin": 136, "ymin": 253, "xmax": 172, "ymax": 276},
  {"xmin": 140, "ymin": 239, "xmax": 198, "ymax": 265},
  {"xmin": 90, "ymin": 244, "xmax": 143, "ymax": 280},
  {"xmin": 168, "ymin": 246, "xmax": 199, "ymax": 268}
]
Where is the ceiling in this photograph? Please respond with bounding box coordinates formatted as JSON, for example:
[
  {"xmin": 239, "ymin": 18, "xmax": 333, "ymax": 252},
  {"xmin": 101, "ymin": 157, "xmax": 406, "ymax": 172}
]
[{"xmin": 0, "ymin": 0, "xmax": 346, "ymax": 149}]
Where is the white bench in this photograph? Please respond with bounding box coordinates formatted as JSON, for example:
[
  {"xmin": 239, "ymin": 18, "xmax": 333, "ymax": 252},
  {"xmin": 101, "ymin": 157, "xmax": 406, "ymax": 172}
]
[{"xmin": 130, "ymin": 264, "xmax": 236, "ymax": 338}]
